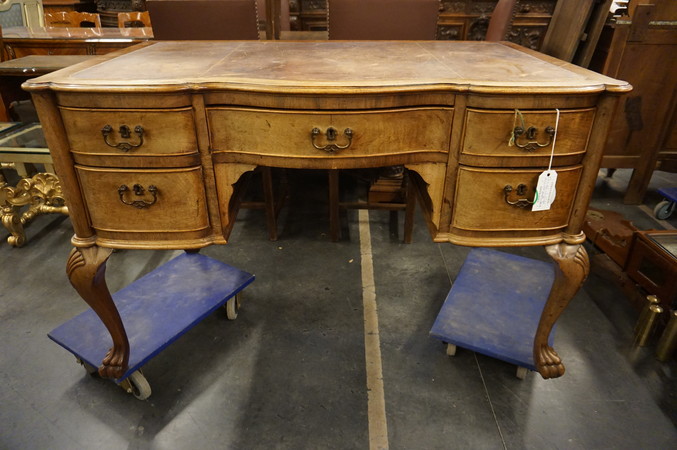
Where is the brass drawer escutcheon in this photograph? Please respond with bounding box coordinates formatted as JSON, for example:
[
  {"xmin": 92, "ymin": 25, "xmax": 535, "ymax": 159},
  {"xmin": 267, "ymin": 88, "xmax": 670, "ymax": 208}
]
[
  {"xmin": 512, "ymin": 125, "xmax": 555, "ymax": 152},
  {"xmin": 311, "ymin": 127, "xmax": 353, "ymax": 153},
  {"xmin": 504, "ymin": 184, "xmax": 537, "ymax": 208},
  {"xmin": 102, "ymin": 124, "xmax": 145, "ymax": 152},
  {"xmin": 118, "ymin": 183, "xmax": 157, "ymax": 209}
]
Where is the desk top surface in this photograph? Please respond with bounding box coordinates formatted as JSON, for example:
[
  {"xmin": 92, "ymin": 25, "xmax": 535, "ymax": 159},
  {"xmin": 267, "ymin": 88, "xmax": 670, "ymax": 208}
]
[
  {"xmin": 2, "ymin": 26, "xmax": 153, "ymax": 40},
  {"xmin": 24, "ymin": 40, "xmax": 630, "ymax": 95}
]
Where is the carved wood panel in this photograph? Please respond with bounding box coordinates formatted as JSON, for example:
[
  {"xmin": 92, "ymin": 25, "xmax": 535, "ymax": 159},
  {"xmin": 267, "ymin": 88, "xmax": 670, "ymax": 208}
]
[
  {"xmin": 94, "ymin": 0, "xmax": 146, "ymax": 27},
  {"xmin": 438, "ymin": 0, "xmax": 556, "ymax": 49},
  {"xmin": 289, "ymin": 0, "xmax": 557, "ymax": 49}
]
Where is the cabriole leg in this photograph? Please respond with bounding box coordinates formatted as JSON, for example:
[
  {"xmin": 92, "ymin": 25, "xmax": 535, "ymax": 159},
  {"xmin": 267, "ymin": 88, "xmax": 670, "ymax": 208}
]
[
  {"xmin": 534, "ymin": 240, "xmax": 590, "ymax": 379},
  {"xmin": 66, "ymin": 246, "xmax": 129, "ymax": 379}
]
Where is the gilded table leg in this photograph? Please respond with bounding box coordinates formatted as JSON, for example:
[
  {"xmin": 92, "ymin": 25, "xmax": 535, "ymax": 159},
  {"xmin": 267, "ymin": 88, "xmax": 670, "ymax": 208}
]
[
  {"xmin": 1, "ymin": 202, "xmax": 25, "ymax": 247},
  {"xmin": 1, "ymin": 173, "xmax": 68, "ymax": 247},
  {"xmin": 67, "ymin": 246, "xmax": 129, "ymax": 379},
  {"xmin": 534, "ymin": 239, "xmax": 590, "ymax": 379}
]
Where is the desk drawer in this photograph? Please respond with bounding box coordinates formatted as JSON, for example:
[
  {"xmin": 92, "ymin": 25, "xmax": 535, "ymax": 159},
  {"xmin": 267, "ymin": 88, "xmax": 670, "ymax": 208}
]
[
  {"xmin": 60, "ymin": 107, "xmax": 198, "ymax": 165},
  {"xmin": 76, "ymin": 166, "xmax": 209, "ymax": 234},
  {"xmin": 452, "ymin": 166, "xmax": 582, "ymax": 232},
  {"xmin": 208, "ymin": 107, "xmax": 452, "ymax": 159},
  {"xmin": 460, "ymin": 108, "xmax": 594, "ymax": 165}
]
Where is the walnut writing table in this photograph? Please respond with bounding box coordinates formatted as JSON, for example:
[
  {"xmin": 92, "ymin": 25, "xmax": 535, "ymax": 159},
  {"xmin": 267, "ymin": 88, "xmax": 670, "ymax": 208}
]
[{"xmin": 24, "ymin": 41, "xmax": 630, "ymax": 380}]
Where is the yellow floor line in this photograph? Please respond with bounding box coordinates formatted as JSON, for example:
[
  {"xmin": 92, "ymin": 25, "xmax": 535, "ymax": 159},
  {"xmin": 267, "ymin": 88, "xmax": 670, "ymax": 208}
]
[{"xmin": 358, "ymin": 209, "xmax": 389, "ymax": 450}]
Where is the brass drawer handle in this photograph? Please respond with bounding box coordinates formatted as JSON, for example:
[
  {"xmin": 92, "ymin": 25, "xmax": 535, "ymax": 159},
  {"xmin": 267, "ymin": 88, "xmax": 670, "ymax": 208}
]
[
  {"xmin": 311, "ymin": 127, "xmax": 353, "ymax": 153},
  {"xmin": 102, "ymin": 125, "xmax": 144, "ymax": 152},
  {"xmin": 512, "ymin": 125, "xmax": 555, "ymax": 152},
  {"xmin": 504, "ymin": 184, "xmax": 537, "ymax": 208},
  {"xmin": 118, "ymin": 184, "xmax": 158, "ymax": 209}
]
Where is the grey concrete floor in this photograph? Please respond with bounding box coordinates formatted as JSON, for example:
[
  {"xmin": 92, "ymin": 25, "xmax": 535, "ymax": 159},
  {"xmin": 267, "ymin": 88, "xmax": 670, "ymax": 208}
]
[{"xmin": 1, "ymin": 168, "xmax": 676, "ymax": 449}]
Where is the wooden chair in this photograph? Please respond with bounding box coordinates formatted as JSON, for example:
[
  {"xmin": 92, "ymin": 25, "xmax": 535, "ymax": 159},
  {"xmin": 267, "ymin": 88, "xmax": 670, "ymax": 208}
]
[
  {"xmin": 485, "ymin": 0, "xmax": 518, "ymax": 41},
  {"xmin": 325, "ymin": 0, "xmax": 439, "ymax": 243},
  {"xmin": 327, "ymin": 0, "xmax": 439, "ymax": 40},
  {"xmin": 0, "ymin": 0, "xmax": 45, "ymax": 30},
  {"xmin": 146, "ymin": 0, "xmax": 259, "ymax": 40},
  {"xmin": 45, "ymin": 11, "xmax": 101, "ymax": 28},
  {"xmin": 117, "ymin": 11, "xmax": 152, "ymax": 28}
]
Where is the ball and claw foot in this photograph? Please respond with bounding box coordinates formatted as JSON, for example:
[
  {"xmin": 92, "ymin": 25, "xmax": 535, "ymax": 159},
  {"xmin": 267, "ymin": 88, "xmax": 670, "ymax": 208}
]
[
  {"xmin": 535, "ymin": 344, "xmax": 565, "ymax": 379},
  {"xmin": 98, "ymin": 347, "xmax": 127, "ymax": 379}
]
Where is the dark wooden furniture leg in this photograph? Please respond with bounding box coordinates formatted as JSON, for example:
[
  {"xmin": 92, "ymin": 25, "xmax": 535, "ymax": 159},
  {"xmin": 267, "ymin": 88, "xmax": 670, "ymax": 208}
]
[
  {"xmin": 328, "ymin": 169, "xmax": 340, "ymax": 241},
  {"xmin": 403, "ymin": 171, "xmax": 415, "ymax": 244},
  {"xmin": 66, "ymin": 245, "xmax": 129, "ymax": 378},
  {"xmin": 534, "ymin": 240, "xmax": 590, "ymax": 378},
  {"xmin": 260, "ymin": 166, "xmax": 278, "ymax": 241}
]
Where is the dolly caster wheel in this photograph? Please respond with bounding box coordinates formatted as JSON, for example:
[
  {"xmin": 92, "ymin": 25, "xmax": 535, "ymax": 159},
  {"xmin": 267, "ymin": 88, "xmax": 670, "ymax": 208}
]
[
  {"xmin": 121, "ymin": 370, "xmax": 152, "ymax": 400},
  {"xmin": 654, "ymin": 200, "xmax": 675, "ymax": 220},
  {"xmin": 446, "ymin": 343, "xmax": 457, "ymax": 356},
  {"xmin": 226, "ymin": 293, "xmax": 242, "ymax": 320}
]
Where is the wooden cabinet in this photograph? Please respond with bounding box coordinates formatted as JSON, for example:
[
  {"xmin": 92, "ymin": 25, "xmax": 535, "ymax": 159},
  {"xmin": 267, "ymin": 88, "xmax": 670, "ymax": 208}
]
[
  {"xmin": 25, "ymin": 40, "xmax": 628, "ymax": 380},
  {"xmin": 592, "ymin": 0, "xmax": 677, "ymax": 203},
  {"xmin": 625, "ymin": 230, "xmax": 677, "ymax": 311}
]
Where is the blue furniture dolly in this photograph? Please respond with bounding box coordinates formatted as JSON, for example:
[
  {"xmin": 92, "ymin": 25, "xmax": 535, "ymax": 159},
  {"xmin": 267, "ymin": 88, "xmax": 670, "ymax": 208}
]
[
  {"xmin": 49, "ymin": 252, "xmax": 254, "ymax": 399},
  {"xmin": 430, "ymin": 248, "xmax": 556, "ymax": 379}
]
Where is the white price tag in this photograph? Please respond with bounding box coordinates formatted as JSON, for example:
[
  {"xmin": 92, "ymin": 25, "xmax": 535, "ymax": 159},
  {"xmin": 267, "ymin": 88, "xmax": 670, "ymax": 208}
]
[{"xmin": 531, "ymin": 170, "xmax": 558, "ymax": 211}]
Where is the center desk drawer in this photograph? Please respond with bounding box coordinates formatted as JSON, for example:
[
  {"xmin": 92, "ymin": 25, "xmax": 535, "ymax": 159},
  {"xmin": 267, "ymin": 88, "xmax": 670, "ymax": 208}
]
[
  {"xmin": 452, "ymin": 166, "xmax": 582, "ymax": 232},
  {"xmin": 207, "ymin": 107, "xmax": 453, "ymax": 159},
  {"xmin": 460, "ymin": 108, "xmax": 595, "ymax": 166},
  {"xmin": 76, "ymin": 166, "xmax": 210, "ymax": 234},
  {"xmin": 60, "ymin": 107, "xmax": 199, "ymax": 167}
]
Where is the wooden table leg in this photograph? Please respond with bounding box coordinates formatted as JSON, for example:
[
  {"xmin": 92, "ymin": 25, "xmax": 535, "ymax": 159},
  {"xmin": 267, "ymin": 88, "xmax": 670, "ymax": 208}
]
[
  {"xmin": 328, "ymin": 169, "xmax": 341, "ymax": 241},
  {"xmin": 66, "ymin": 246, "xmax": 129, "ymax": 379},
  {"xmin": 534, "ymin": 239, "xmax": 590, "ymax": 379}
]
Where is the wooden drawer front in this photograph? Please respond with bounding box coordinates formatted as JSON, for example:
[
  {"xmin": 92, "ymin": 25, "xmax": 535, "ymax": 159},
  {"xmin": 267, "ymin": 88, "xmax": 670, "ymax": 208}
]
[
  {"xmin": 208, "ymin": 107, "xmax": 453, "ymax": 159},
  {"xmin": 461, "ymin": 108, "xmax": 595, "ymax": 164},
  {"xmin": 60, "ymin": 107, "xmax": 198, "ymax": 163},
  {"xmin": 452, "ymin": 166, "xmax": 582, "ymax": 232},
  {"xmin": 76, "ymin": 166, "xmax": 209, "ymax": 233}
]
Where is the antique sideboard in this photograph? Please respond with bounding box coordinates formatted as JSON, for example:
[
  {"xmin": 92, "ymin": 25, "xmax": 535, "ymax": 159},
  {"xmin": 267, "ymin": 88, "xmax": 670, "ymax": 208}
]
[
  {"xmin": 1, "ymin": 25, "xmax": 152, "ymax": 59},
  {"xmin": 24, "ymin": 40, "xmax": 630, "ymax": 380}
]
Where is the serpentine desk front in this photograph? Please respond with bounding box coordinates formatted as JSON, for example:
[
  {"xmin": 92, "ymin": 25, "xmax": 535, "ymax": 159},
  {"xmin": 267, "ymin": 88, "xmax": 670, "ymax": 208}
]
[{"xmin": 24, "ymin": 41, "xmax": 630, "ymax": 380}]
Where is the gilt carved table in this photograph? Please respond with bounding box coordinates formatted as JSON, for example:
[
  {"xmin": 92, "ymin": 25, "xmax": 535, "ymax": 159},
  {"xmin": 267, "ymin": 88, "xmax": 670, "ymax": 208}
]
[{"xmin": 24, "ymin": 40, "xmax": 630, "ymax": 379}]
